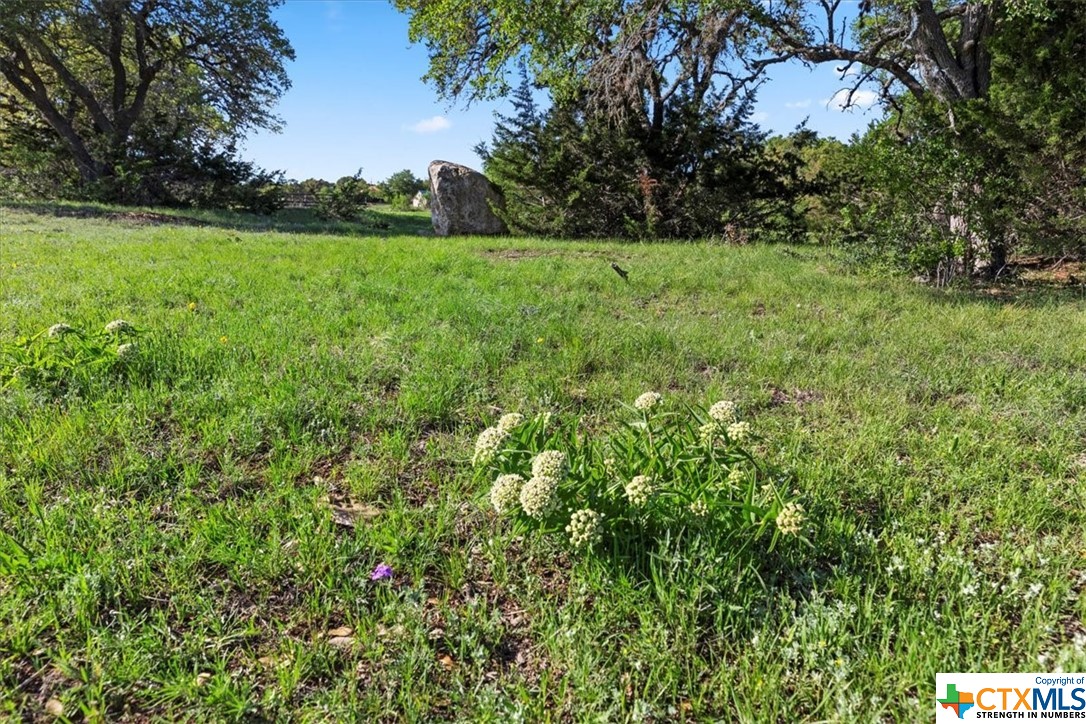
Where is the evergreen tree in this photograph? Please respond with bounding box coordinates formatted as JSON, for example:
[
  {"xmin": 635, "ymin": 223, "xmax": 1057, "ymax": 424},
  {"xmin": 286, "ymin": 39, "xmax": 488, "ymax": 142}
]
[
  {"xmin": 478, "ymin": 71, "xmax": 806, "ymax": 240},
  {"xmin": 474, "ymin": 65, "xmax": 557, "ymax": 235}
]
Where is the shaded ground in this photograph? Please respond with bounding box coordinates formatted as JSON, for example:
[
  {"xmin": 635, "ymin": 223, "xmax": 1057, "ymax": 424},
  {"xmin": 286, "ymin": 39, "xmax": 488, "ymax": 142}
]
[{"xmin": 1, "ymin": 200, "xmax": 434, "ymax": 237}]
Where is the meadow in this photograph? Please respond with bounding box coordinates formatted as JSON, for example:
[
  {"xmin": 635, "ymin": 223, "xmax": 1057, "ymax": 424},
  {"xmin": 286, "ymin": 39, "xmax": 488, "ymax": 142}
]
[{"xmin": 2, "ymin": 203, "xmax": 1086, "ymax": 721}]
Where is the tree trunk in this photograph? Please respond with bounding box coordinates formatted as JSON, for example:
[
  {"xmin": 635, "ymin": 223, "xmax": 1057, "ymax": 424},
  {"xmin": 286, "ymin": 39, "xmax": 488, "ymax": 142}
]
[
  {"xmin": 947, "ymin": 181, "xmax": 1011, "ymax": 280},
  {"xmin": 910, "ymin": 1, "xmax": 994, "ymax": 104},
  {"xmin": 988, "ymin": 237, "xmax": 1008, "ymax": 279},
  {"xmin": 0, "ymin": 61, "xmax": 108, "ymax": 183}
]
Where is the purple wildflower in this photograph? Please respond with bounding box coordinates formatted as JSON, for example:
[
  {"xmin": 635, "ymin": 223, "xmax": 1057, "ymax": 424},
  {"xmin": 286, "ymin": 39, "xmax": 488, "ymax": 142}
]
[{"xmin": 370, "ymin": 563, "xmax": 394, "ymax": 581}]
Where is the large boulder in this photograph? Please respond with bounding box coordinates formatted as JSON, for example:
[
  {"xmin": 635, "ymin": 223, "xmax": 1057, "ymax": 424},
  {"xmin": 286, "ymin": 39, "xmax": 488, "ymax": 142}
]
[{"xmin": 428, "ymin": 161, "xmax": 507, "ymax": 236}]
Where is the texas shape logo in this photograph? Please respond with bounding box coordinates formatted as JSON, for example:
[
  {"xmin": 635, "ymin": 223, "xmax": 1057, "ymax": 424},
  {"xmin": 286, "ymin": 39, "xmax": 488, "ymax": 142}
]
[{"xmin": 938, "ymin": 683, "xmax": 976, "ymax": 719}]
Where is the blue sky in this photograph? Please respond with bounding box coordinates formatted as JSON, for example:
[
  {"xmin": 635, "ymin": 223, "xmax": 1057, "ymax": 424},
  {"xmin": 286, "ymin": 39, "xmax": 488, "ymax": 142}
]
[{"xmin": 242, "ymin": 1, "xmax": 885, "ymax": 184}]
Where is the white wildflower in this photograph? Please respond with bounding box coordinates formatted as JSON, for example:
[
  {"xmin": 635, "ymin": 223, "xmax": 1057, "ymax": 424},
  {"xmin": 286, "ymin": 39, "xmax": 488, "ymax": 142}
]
[
  {"xmin": 104, "ymin": 319, "xmax": 134, "ymax": 334},
  {"xmin": 531, "ymin": 450, "xmax": 568, "ymax": 480},
  {"xmin": 633, "ymin": 391, "xmax": 661, "ymax": 411},
  {"xmin": 48, "ymin": 323, "xmax": 74, "ymax": 337},
  {"xmin": 624, "ymin": 475, "xmax": 653, "ymax": 507},
  {"xmin": 566, "ymin": 508, "xmax": 602, "ymax": 548},
  {"xmin": 698, "ymin": 421, "xmax": 720, "ymax": 445},
  {"xmin": 472, "ymin": 426, "xmax": 508, "ymax": 467},
  {"xmin": 960, "ymin": 583, "xmax": 978, "ymax": 596},
  {"xmin": 497, "ymin": 413, "xmax": 524, "ymax": 432},
  {"xmin": 519, "ymin": 475, "xmax": 558, "ymax": 519},
  {"xmin": 776, "ymin": 502, "xmax": 805, "ymax": 536},
  {"xmin": 727, "ymin": 420, "xmax": 752, "ymax": 443},
  {"xmin": 728, "ymin": 467, "xmax": 745, "ymax": 486},
  {"xmin": 116, "ymin": 343, "xmax": 137, "ymax": 358},
  {"xmin": 689, "ymin": 499, "xmax": 709, "ymax": 517},
  {"xmin": 603, "ymin": 456, "xmax": 617, "ymax": 475},
  {"xmin": 533, "ymin": 411, "xmax": 553, "ymax": 427},
  {"xmin": 490, "ymin": 473, "xmax": 524, "ymax": 514},
  {"xmin": 708, "ymin": 400, "xmax": 737, "ymax": 422}
]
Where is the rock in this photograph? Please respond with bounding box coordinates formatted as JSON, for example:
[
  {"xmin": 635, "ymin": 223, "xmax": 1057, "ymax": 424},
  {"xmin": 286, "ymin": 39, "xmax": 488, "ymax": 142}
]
[
  {"xmin": 428, "ymin": 161, "xmax": 507, "ymax": 236},
  {"xmin": 410, "ymin": 191, "xmax": 429, "ymax": 210},
  {"xmin": 328, "ymin": 636, "xmax": 355, "ymax": 649}
]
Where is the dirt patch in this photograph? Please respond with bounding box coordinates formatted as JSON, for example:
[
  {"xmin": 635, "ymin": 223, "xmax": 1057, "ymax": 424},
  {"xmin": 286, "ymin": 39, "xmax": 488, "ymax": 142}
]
[
  {"xmin": 19, "ymin": 204, "xmax": 211, "ymax": 227},
  {"xmin": 300, "ymin": 445, "xmax": 359, "ymax": 486},
  {"xmin": 108, "ymin": 210, "xmax": 210, "ymax": 226},
  {"xmin": 8, "ymin": 660, "xmax": 74, "ymax": 719},
  {"xmin": 769, "ymin": 387, "xmax": 823, "ymax": 407},
  {"xmin": 1010, "ymin": 255, "xmax": 1086, "ymax": 284},
  {"xmin": 971, "ymin": 256, "xmax": 1086, "ymax": 296}
]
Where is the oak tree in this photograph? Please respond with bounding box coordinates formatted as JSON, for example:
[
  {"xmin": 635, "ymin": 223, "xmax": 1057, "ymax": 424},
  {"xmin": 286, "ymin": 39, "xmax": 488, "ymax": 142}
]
[{"xmin": 0, "ymin": 0, "xmax": 293, "ymax": 195}]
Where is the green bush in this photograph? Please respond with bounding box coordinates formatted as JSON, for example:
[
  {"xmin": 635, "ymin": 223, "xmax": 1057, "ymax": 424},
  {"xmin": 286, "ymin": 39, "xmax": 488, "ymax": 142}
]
[
  {"xmin": 476, "ymin": 72, "xmax": 810, "ymax": 241},
  {"xmin": 314, "ymin": 175, "xmax": 369, "ymax": 220},
  {"xmin": 388, "ymin": 193, "xmax": 412, "ymax": 211},
  {"xmin": 1, "ymin": 320, "xmax": 142, "ymax": 397},
  {"xmin": 226, "ymin": 180, "xmax": 286, "ymax": 216}
]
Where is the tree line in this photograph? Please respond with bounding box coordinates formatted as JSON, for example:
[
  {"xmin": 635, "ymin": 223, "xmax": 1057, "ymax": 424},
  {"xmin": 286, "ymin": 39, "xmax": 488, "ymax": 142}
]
[
  {"xmin": 403, "ymin": 0, "xmax": 1085, "ymax": 276},
  {"xmin": 2, "ymin": 0, "xmax": 1083, "ymax": 277}
]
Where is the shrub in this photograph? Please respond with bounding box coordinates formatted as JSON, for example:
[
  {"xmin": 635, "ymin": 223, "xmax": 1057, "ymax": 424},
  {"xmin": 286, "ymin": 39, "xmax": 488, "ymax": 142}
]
[
  {"xmin": 314, "ymin": 175, "xmax": 369, "ymax": 220},
  {"xmin": 388, "ymin": 193, "xmax": 411, "ymax": 211},
  {"xmin": 1, "ymin": 320, "xmax": 143, "ymax": 397},
  {"xmin": 476, "ymin": 72, "xmax": 809, "ymax": 241},
  {"xmin": 473, "ymin": 394, "xmax": 806, "ymax": 555},
  {"xmin": 222, "ymin": 173, "xmax": 287, "ymax": 216}
]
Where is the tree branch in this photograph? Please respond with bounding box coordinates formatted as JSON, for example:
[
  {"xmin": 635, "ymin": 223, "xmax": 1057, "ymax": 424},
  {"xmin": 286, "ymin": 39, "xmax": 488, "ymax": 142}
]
[
  {"xmin": 20, "ymin": 31, "xmax": 115, "ymax": 135},
  {"xmin": 0, "ymin": 51, "xmax": 102, "ymax": 179}
]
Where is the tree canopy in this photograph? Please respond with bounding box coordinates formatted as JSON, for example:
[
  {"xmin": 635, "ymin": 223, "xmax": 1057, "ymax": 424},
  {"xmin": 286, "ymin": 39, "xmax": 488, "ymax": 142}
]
[
  {"xmin": 396, "ymin": 0, "xmax": 1056, "ymax": 111},
  {"xmin": 395, "ymin": 0, "xmax": 763, "ymax": 136},
  {"xmin": 381, "ymin": 169, "xmax": 428, "ymax": 199},
  {"xmin": 398, "ymin": 0, "xmax": 1082, "ymax": 273},
  {"xmin": 0, "ymin": 0, "xmax": 293, "ymax": 199}
]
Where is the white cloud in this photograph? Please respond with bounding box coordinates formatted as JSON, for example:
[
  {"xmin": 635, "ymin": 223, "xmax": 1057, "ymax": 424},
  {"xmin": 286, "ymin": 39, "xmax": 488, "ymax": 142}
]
[
  {"xmin": 822, "ymin": 89, "xmax": 879, "ymax": 111},
  {"xmin": 785, "ymin": 99, "xmax": 812, "ymax": 109},
  {"xmin": 323, "ymin": 1, "xmax": 345, "ymax": 32},
  {"xmin": 750, "ymin": 111, "xmax": 770, "ymax": 123},
  {"xmin": 409, "ymin": 115, "xmax": 451, "ymax": 133}
]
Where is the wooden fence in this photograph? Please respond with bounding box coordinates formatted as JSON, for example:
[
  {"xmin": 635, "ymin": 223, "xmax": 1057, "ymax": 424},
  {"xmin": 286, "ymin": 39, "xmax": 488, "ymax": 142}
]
[{"xmin": 282, "ymin": 192, "xmax": 317, "ymax": 209}]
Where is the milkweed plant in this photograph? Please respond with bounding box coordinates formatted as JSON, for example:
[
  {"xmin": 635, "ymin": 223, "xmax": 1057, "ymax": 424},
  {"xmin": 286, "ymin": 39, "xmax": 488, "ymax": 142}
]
[
  {"xmin": 1, "ymin": 320, "xmax": 141, "ymax": 393},
  {"xmin": 474, "ymin": 392, "xmax": 808, "ymax": 554}
]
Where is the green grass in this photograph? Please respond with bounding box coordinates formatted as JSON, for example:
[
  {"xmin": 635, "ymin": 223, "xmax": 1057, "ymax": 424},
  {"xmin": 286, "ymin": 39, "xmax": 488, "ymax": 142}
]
[
  {"xmin": 0, "ymin": 200, "xmax": 434, "ymax": 237},
  {"xmin": 2, "ymin": 204, "xmax": 1086, "ymax": 721}
]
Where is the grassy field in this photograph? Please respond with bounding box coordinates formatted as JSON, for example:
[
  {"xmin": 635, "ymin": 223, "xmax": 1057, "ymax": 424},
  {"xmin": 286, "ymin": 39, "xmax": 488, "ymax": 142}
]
[{"xmin": 2, "ymin": 203, "xmax": 1086, "ymax": 721}]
